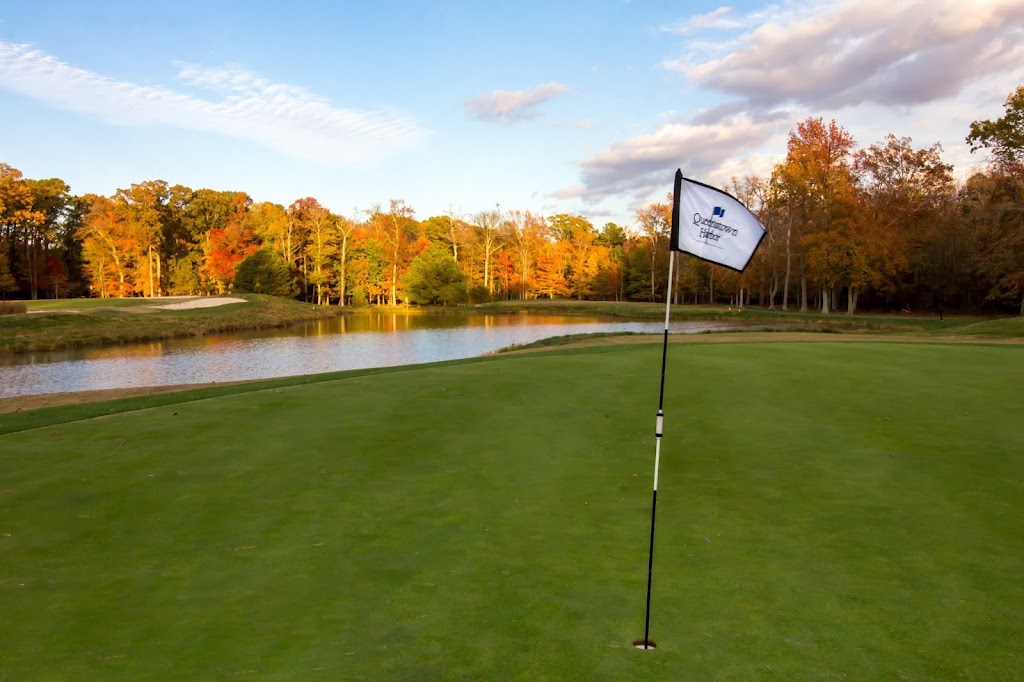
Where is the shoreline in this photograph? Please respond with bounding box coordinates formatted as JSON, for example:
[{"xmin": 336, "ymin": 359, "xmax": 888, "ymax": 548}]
[{"xmin": 2, "ymin": 331, "xmax": 1020, "ymax": 414}]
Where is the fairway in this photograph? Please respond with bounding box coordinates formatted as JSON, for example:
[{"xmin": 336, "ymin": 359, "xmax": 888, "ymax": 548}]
[{"xmin": 1, "ymin": 342, "xmax": 1022, "ymax": 679}]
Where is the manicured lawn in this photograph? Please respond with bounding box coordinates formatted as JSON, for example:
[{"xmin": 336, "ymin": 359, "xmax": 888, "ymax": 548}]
[{"xmin": 1, "ymin": 342, "xmax": 1022, "ymax": 679}]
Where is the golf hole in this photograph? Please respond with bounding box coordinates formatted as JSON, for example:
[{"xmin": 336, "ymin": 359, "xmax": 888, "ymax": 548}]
[{"xmin": 632, "ymin": 638, "xmax": 657, "ymax": 650}]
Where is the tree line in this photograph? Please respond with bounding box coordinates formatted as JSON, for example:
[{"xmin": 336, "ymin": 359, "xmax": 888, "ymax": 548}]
[{"xmin": 2, "ymin": 87, "xmax": 1022, "ymax": 314}]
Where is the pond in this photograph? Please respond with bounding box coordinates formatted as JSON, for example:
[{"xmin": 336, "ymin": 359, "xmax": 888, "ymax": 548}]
[{"xmin": 0, "ymin": 312, "xmax": 740, "ymax": 398}]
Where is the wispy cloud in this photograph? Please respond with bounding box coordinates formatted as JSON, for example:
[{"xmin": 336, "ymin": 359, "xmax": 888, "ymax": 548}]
[
  {"xmin": 464, "ymin": 82, "xmax": 570, "ymax": 123},
  {"xmin": 659, "ymin": 6, "xmax": 745, "ymax": 34},
  {"xmin": 0, "ymin": 42, "xmax": 426, "ymax": 165}
]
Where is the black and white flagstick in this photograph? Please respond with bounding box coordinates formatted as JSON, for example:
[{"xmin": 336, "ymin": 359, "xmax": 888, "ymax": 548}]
[{"xmin": 640, "ymin": 171, "xmax": 683, "ymax": 650}]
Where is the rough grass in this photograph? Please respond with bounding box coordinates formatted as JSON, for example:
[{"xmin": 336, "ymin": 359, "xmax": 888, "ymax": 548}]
[
  {"xmin": 0, "ymin": 295, "xmax": 343, "ymax": 353},
  {"xmin": 0, "ymin": 301, "xmax": 28, "ymax": 315},
  {"xmin": 25, "ymin": 298, "xmax": 169, "ymax": 311},
  {"xmin": 1, "ymin": 342, "xmax": 1022, "ymax": 679},
  {"xmin": 937, "ymin": 315, "xmax": 1024, "ymax": 338}
]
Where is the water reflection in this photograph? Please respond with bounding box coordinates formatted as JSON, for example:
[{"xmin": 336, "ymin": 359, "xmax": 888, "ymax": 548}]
[{"xmin": 0, "ymin": 312, "xmax": 739, "ymax": 398}]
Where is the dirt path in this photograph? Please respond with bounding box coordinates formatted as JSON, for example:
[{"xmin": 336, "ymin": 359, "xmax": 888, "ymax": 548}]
[{"xmin": 1, "ymin": 332, "xmax": 1019, "ymax": 414}]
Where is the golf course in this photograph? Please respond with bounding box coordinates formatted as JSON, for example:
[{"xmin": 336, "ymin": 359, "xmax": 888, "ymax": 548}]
[{"xmin": 1, "ymin": 331, "xmax": 1022, "ymax": 680}]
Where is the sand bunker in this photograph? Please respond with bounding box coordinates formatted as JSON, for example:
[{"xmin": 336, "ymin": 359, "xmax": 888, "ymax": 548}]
[{"xmin": 157, "ymin": 297, "xmax": 246, "ymax": 310}]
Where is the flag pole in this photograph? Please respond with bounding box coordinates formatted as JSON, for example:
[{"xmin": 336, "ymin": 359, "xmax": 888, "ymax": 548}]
[{"xmin": 641, "ymin": 169, "xmax": 683, "ymax": 650}]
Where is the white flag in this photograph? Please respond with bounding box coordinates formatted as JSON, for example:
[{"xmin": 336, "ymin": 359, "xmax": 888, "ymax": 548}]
[{"xmin": 670, "ymin": 170, "xmax": 766, "ymax": 272}]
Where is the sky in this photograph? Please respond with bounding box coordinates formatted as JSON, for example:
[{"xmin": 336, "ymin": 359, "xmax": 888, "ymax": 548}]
[{"xmin": 1, "ymin": 1, "xmax": 1022, "ymax": 227}]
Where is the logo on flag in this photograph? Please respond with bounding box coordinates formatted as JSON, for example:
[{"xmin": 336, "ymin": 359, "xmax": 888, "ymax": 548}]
[{"xmin": 669, "ymin": 170, "xmax": 766, "ymax": 272}]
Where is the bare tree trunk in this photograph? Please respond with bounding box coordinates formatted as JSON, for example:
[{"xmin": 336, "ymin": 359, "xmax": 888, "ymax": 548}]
[
  {"xmin": 820, "ymin": 285, "xmax": 829, "ymax": 314},
  {"xmin": 391, "ymin": 262, "xmax": 398, "ymax": 305},
  {"xmin": 800, "ymin": 275, "xmax": 808, "ymax": 312},
  {"xmin": 338, "ymin": 235, "xmax": 348, "ymax": 306},
  {"xmin": 709, "ymin": 268, "xmax": 714, "ymax": 304},
  {"xmin": 782, "ymin": 218, "xmax": 792, "ymax": 310},
  {"xmin": 847, "ymin": 286, "xmax": 858, "ymax": 314},
  {"xmin": 26, "ymin": 241, "xmax": 39, "ymax": 300}
]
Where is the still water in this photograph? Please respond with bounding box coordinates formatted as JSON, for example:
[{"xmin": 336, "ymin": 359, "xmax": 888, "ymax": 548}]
[{"xmin": 0, "ymin": 312, "xmax": 738, "ymax": 398}]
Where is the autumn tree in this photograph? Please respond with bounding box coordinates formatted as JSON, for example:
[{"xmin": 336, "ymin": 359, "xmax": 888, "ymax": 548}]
[
  {"xmin": 332, "ymin": 213, "xmax": 357, "ymax": 306},
  {"xmin": 966, "ymin": 86, "xmax": 1024, "ymax": 313},
  {"xmin": 290, "ymin": 197, "xmax": 334, "ymax": 304},
  {"xmin": 504, "ymin": 209, "xmax": 546, "ymax": 299},
  {"xmin": 0, "ymin": 247, "xmax": 16, "ymax": 297},
  {"xmin": 206, "ymin": 192, "xmax": 257, "ymax": 294},
  {"xmin": 19, "ymin": 178, "xmax": 73, "ymax": 299},
  {"xmin": 0, "ymin": 164, "xmax": 43, "ymax": 299},
  {"xmin": 115, "ymin": 180, "xmax": 170, "ymax": 297},
  {"xmin": 776, "ymin": 118, "xmax": 858, "ymax": 312},
  {"xmin": 369, "ymin": 199, "xmax": 418, "ymax": 305},
  {"xmin": 472, "ymin": 206, "xmax": 503, "ymax": 294},
  {"xmin": 248, "ymin": 202, "xmax": 289, "ymax": 261},
  {"xmin": 421, "ymin": 208, "xmax": 468, "ymax": 263},
  {"xmin": 593, "ymin": 222, "xmax": 628, "ymax": 301},
  {"xmin": 959, "ymin": 171, "xmax": 1024, "ymax": 314},
  {"xmin": 533, "ymin": 241, "xmax": 568, "ymax": 299},
  {"xmin": 77, "ymin": 194, "xmax": 132, "ymax": 297},
  {"xmin": 349, "ymin": 237, "xmax": 389, "ymax": 305},
  {"xmin": 853, "ymin": 135, "xmax": 954, "ymax": 312},
  {"xmin": 635, "ymin": 201, "xmax": 670, "ymax": 301},
  {"xmin": 547, "ymin": 214, "xmax": 597, "ymax": 300},
  {"xmin": 967, "ymin": 86, "xmax": 1024, "ymax": 179}
]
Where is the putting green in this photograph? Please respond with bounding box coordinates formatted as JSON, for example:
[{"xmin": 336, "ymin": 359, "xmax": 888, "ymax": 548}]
[{"xmin": 1, "ymin": 342, "xmax": 1022, "ymax": 679}]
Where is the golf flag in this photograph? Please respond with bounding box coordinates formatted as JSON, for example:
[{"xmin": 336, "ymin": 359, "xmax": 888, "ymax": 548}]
[
  {"xmin": 637, "ymin": 170, "xmax": 768, "ymax": 651},
  {"xmin": 670, "ymin": 169, "xmax": 766, "ymax": 272}
]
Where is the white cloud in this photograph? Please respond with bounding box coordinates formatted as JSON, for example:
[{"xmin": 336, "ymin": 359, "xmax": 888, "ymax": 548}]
[
  {"xmin": 464, "ymin": 82, "xmax": 570, "ymax": 123},
  {"xmin": 0, "ymin": 42, "xmax": 426, "ymax": 166},
  {"xmin": 572, "ymin": 0, "xmax": 1024, "ymax": 215},
  {"xmin": 575, "ymin": 114, "xmax": 786, "ymax": 203},
  {"xmin": 673, "ymin": 0, "xmax": 1024, "ymax": 109}
]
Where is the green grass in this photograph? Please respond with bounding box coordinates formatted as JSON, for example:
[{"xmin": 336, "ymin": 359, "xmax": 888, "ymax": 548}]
[
  {"xmin": 498, "ymin": 331, "xmax": 645, "ymax": 352},
  {"xmin": 1, "ymin": 342, "xmax": 1023, "ymax": 679},
  {"xmin": 0, "ymin": 294, "xmax": 343, "ymax": 353}
]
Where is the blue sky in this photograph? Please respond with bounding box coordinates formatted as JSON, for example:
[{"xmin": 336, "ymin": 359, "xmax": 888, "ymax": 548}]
[{"xmin": 1, "ymin": 1, "xmax": 1022, "ymax": 227}]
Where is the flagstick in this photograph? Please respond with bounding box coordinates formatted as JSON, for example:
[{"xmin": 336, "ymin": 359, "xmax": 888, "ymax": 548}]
[{"xmin": 642, "ymin": 248, "xmax": 676, "ymax": 650}]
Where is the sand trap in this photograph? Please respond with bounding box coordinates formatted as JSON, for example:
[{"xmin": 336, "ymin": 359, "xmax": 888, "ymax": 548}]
[{"xmin": 157, "ymin": 297, "xmax": 246, "ymax": 310}]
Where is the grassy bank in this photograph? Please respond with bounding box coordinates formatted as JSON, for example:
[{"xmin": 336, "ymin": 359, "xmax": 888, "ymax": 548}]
[
  {"xmin": 2, "ymin": 341, "xmax": 1022, "ymax": 679},
  {"xmin": 477, "ymin": 299, "xmax": 995, "ymax": 334},
  {"xmin": 0, "ymin": 295, "xmax": 344, "ymax": 354}
]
